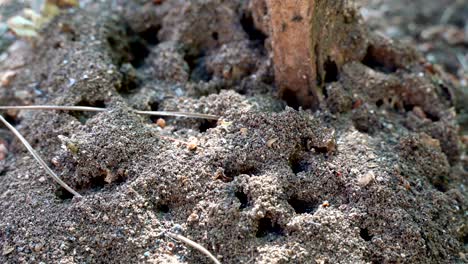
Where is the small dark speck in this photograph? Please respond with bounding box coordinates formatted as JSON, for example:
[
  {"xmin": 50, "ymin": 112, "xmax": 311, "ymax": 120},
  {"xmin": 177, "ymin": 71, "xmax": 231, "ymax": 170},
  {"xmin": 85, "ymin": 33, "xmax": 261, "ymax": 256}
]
[{"xmin": 292, "ymin": 15, "xmax": 303, "ymax": 22}]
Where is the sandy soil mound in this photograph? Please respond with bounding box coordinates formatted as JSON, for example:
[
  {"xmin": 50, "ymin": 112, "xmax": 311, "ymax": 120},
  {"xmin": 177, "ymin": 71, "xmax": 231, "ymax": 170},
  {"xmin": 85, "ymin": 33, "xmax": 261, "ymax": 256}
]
[{"xmin": 0, "ymin": 0, "xmax": 466, "ymax": 263}]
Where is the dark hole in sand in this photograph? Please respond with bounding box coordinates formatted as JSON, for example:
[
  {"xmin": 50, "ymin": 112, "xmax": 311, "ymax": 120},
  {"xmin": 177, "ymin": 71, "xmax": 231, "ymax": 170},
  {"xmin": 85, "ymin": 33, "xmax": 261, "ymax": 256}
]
[
  {"xmin": 88, "ymin": 175, "xmax": 106, "ymax": 191},
  {"xmin": 290, "ymin": 159, "xmax": 308, "ymax": 174},
  {"xmin": 240, "ymin": 12, "xmax": 267, "ymax": 47},
  {"xmin": 112, "ymin": 174, "xmax": 127, "ymax": 186},
  {"xmin": 199, "ymin": 119, "xmax": 217, "ymax": 133},
  {"xmin": 312, "ymin": 146, "xmax": 332, "ymax": 154},
  {"xmin": 432, "ymin": 178, "xmax": 448, "ymax": 193},
  {"xmin": 403, "ymin": 103, "xmax": 414, "ymax": 112},
  {"xmin": 256, "ymin": 217, "xmax": 283, "ymax": 238},
  {"xmin": 55, "ymin": 187, "xmax": 74, "ymax": 201},
  {"xmin": 150, "ymin": 101, "xmax": 159, "ymax": 111},
  {"xmin": 148, "ymin": 101, "xmax": 163, "ymax": 123},
  {"xmin": 438, "ymin": 83, "xmax": 453, "ymax": 103},
  {"xmin": 404, "ymin": 103, "xmax": 440, "ymax": 121},
  {"xmin": 107, "ymin": 36, "xmax": 117, "ymax": 47},
  {"xmin": 224, "ymin": 165, "xmax": 258, "ymax": 180},
  {"xmin": 156, "ymin": 204, "xmax": 170, "ymax": 214},
  {"xmin": 184, "ymin": 51, "xmax": 213, "ymax": 82},
  {"xmin": 392, "ymin": 98, "xmax": 402, "ymax": 111},
  {"xmin": 376, "ymin": 99, "xmax": 384, "ymax": 108},
  {"xmin": 370, "ymin": 257, "xmax": 385, "ymax": 264},
  {"xmin": 138, "ymin": 26, "xmax": 160, "ymax": 45},
  {"xmin": 53, "ymin": 42, "xmax": 62, "ymax": 49},
  {"xmin": 289, "ymin": 152, "xmax": 310, "ymax": 174},
  {"xmin": 360, "ymin": 228, "xmax": 373, "ymax": 241},
  {"xmin": 56, "ymin": 172, "xmax": 127, "ymax": 201},
  {"xmin": 235, "ymin": 190, "xmax": 249, "ymax": 209},
  {"xmin": 2, "ymin": 111, "xmax": 20, "ymax": 126},
  {"xmin": 324, "ymin": 59, "xmax": 339, "ymax": 83},
  {"xmin": 212, "ymin": 32, "xmax": 219, "ymax": 41},
  {"xmin": 362, "ymin": 46, "xmax": 398, "ymax": 73},
  {"xmin": 288, "ymin": 197, "xmax": 318, "ymax": 214},
  {"xmin": 70, "ymin": 100, "xmax": 106, "ymax": 124},
  {"xmin": 119, "ymin": 64, "xmax": 141, "ymax": 94},
  {"xmin": 128, "ymin": 38, "xmax": 150, "ymax": 68},
  {"xmin": 282, "ymin": 89, "xmax": 301, "ymax": 110}
]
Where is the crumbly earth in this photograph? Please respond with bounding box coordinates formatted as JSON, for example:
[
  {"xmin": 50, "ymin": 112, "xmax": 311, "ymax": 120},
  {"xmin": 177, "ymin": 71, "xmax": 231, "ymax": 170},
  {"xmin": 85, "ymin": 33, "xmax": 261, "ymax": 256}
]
[
  {"xmin": 358, "ymin": 0, "xmax": 468, "ymax": 132},
  {"xmin": 0, "ymin": 1, "xmax": 466, "ymax": 263}
]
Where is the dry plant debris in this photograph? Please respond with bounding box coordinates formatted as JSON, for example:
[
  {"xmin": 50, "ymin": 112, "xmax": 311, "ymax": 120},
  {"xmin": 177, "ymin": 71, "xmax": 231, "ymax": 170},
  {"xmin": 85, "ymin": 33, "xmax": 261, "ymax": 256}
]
[
  {"xmin": 0, "ymin": 114, "xmax": 82, "ymax": 197},
  {"xmin": 0, "ymin": 105, "xmax": 219, "ymax": 120}
]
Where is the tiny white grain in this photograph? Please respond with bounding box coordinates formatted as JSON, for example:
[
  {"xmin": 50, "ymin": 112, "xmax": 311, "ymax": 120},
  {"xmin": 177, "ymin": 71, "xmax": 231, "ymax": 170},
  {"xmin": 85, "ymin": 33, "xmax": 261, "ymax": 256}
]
[{"xmin": 357, "ymin": 170, "xmax": 375, "ymax": 187}]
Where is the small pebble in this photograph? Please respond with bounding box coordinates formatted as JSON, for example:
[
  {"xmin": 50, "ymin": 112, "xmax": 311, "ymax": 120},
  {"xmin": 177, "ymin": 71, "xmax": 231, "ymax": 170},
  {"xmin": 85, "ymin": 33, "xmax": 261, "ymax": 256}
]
[
  {"xmin": 167, "ymin": 242, "xmax": 175, "ymax": 252},
  {"xmin": 420, "ymin": 133, "xmax": 440, "ymax": 148},
  {"xmin": 156, "ymin": 118, "xmax": 166, "ymax": 128},
  {"xmin": 240, "ymin": 127, "xmax": 248, "ymax": 136},
  {"xmin": 267, "ymin": 138, "xmax": 278, "ymax": 148},
  {"xmin": 33, "ymin": 243, "xmax": 43, "ymax": 252},
  {"xmin": 187, "ymin": 141, "xmax": 197, "ymax": 151},
  {"xmin": 0, "ymin": 70, "xmax": 16, "ymax": 87},
  {"xmin": 353, "ymin": 99, "xmax": 363, "ymax": 109},
  {"xmin": 188, "ymin": 212, "xmax": 199, "ymax": 222},
  {"xmin": 0, "ymin": 143, "xmax": 8, "ymax": 160},
  {"xmin": 357, "ymin": 171, "xmax": 375, "ymax": 187},
  {"xmin": 412, "ymin": 106, "xmax": 427, "ymax": 119},
  {"xmin": 171, "ymin": 224, "xmax": 183, "ymax": 233},
  {"xmin": 51, "ymin": 157, "xmax": 60, "ymax": 167},
  {"xmin": 2, "ymin": 244, "xmax": 14, "ymax": 256}
]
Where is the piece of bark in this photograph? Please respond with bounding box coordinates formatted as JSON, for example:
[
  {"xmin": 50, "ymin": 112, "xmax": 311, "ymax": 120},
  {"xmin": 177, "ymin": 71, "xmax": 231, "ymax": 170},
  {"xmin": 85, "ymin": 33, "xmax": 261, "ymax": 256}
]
[{"xmin": 262, "ymin": 0, "xmax": 367, "ymax": 110}]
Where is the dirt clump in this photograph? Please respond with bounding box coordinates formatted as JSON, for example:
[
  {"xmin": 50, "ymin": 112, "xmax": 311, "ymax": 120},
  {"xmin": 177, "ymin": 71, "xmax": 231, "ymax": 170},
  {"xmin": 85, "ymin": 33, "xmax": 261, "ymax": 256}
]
[{"xmin": 0, "ymin": 0, "xmax": 466, "ymax": 263}]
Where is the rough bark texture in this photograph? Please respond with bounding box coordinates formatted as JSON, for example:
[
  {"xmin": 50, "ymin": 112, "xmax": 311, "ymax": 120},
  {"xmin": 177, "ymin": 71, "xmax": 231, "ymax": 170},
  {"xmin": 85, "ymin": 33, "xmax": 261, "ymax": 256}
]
[{"xmin": 263, "ymin": 0, "xmax": 367, "ymax": 109}]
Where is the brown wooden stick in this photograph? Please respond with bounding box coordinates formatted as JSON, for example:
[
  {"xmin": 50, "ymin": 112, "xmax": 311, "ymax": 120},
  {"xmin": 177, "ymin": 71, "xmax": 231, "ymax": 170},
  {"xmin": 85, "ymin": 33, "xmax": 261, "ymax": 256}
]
[
  {"xmin": 267, "ymin": 0, "xmax": 319, "ymax": 109},
  {"xmin": 262, "ymin": 0, "xmax": 367, "ymax": 110}
]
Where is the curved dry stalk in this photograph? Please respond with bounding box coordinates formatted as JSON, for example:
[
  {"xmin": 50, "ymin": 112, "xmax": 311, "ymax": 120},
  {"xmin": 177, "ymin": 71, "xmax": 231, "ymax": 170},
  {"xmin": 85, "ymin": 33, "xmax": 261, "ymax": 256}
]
[
  {"xmin": 135, "ymin": 110, "xmax": 219, "ymax": 120},
  {"xmin": 0, "ymin": 115, "xmax": 82, "ymax": 198},
  {"xmin": 165, "ymin": 232, "xmax": 221, "ymax": 264},
  {"xmin": 0, "ymin": 105, "xmax": 220, "ymax": 120},
  {"xmin": 0, "ymin": 105, "xmax": 106, "ymax": 112}
]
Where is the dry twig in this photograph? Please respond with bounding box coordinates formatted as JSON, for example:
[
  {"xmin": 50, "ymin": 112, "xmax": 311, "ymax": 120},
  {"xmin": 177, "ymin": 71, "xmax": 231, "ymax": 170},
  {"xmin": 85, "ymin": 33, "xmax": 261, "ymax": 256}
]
[
  {"xmin": 165, "ymin": 232, "xmax": 221, "ymax": 264},
  {"xmin": 0, "ymin": 105, "xmax": 219, "ymax": 120},
  {"xmin": 0, "ymin": 115, "xmax": 82, "ymax": 197}
]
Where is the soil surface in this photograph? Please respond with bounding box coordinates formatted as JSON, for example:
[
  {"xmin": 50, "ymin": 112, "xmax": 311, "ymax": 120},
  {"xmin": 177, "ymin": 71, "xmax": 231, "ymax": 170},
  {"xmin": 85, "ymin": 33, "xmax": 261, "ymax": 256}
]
[
  {"xmin": 359, "ymin": 0, "xmax": 468, "ymax": 131},
  {"xmin": 0, "ymin": 1, "xmax": 466, "ymax": 263}
]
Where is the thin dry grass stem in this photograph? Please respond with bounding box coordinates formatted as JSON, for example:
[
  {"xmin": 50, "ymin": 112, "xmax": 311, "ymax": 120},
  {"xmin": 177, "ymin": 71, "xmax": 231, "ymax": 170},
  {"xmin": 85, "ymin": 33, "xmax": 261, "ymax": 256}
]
[
  {"xmin": 165, "ymin": 232, "xmax": 221, "ymax": 264},
  {"xmin": 0, "ymin": 105, "xmax": 105, "ymax": 112},
  {"xmin": 159, "ymin": 135, "xmax": 190, "ymax": 145},
  {"xmin": 0, "ymin": 115, "xmax": 82, "ymax": 198},
  {"xmin": 0, "ymin": 105, "xmax": 219, "ymax": 120},
  {"xmin": 135, "ymin": 110, "xmax": 218, "ymax": 120}
]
